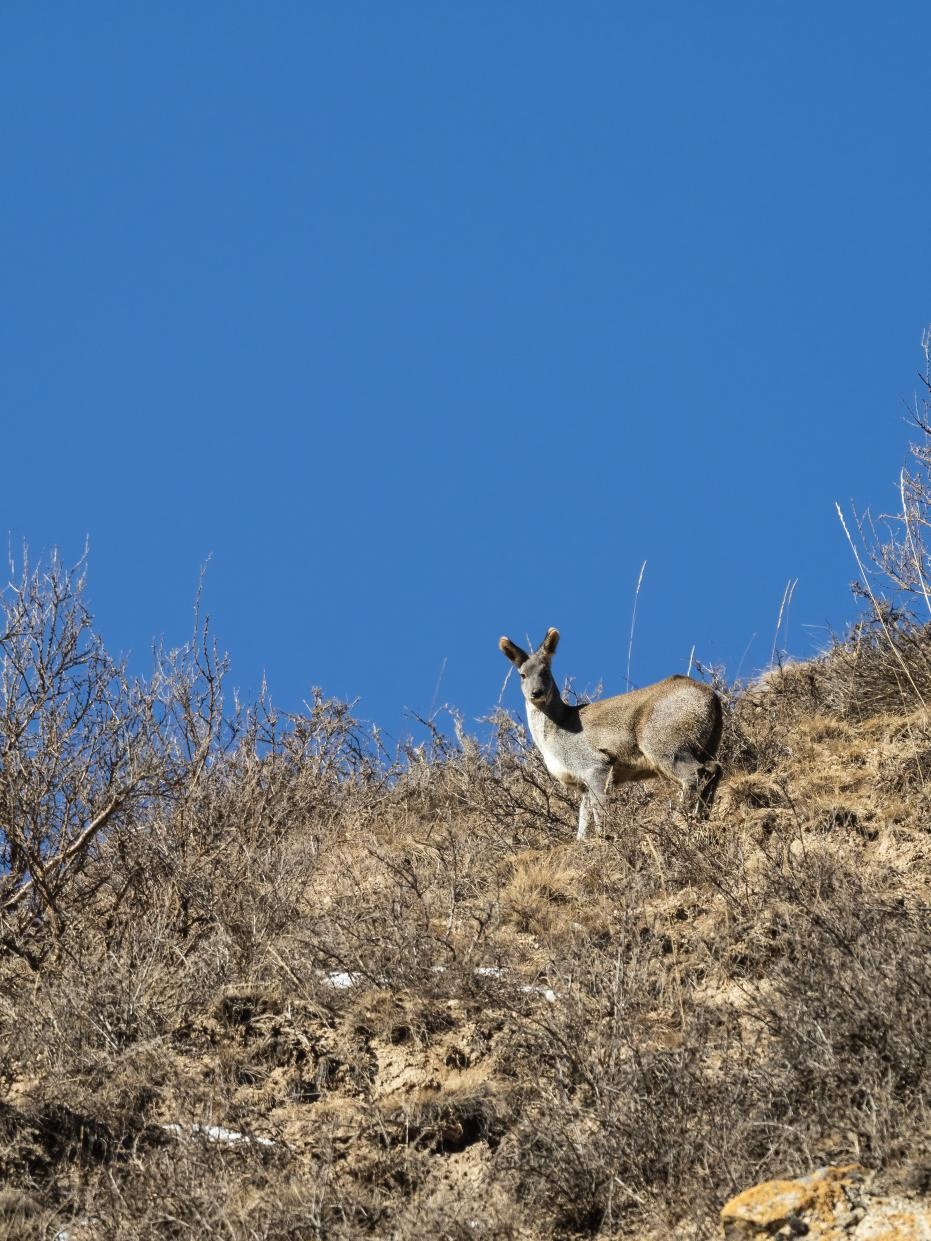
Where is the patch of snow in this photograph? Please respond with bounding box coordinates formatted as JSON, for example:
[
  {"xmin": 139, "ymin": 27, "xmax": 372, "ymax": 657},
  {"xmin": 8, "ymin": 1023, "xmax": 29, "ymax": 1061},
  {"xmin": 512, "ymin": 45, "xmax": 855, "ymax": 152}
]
[
  {"xmin": 317, "ymin": 963, "xmax": 559, "ymax": 1001},
  {"xmin": 162, "ymin": 1122, "xmax": 276, "ymax": 1148},
  {"xmin": 475, "ymin": 965, "xmax": 558, "ymax": 999},
  {"xmin": 320, "ymin": 971, "xmax": 360, "ymax": 989},
  {"xmin": 520, "ymin": 985, "xmax": 558, "ymax": 1003}
]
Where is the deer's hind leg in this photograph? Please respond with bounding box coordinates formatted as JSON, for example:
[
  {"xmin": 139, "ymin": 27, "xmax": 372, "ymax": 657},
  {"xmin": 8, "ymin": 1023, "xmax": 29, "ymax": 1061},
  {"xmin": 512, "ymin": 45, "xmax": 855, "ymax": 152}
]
[
  {"xmin": 696, "ymin": 761, "xmax": 722, "ymax": 816},
  {"xmin": 663, "ymin": 750, "xmax": 721, "ymax": 820}
]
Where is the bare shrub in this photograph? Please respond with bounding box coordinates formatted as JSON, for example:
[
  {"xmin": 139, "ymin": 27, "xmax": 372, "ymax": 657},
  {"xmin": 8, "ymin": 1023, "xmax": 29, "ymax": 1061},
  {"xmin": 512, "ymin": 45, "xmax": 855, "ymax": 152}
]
[{"xmin": 0, "ymin": 550, "xmax": 166, "ymax": 962}]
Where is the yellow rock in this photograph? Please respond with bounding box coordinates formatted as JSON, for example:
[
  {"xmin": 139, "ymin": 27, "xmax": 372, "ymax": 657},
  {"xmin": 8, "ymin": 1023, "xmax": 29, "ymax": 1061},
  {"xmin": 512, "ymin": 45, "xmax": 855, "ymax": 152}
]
[
  {"xmin": 721, "ymin": 1165, "xmax": 861, "ymax": 1239},
  {"xmin": 720, "ymin": 1165, "xmax": 931, "ymax": 1241},
  {"xmin": 721, "ymin": 1177, "xmax": 819, "ymax": 1235}
]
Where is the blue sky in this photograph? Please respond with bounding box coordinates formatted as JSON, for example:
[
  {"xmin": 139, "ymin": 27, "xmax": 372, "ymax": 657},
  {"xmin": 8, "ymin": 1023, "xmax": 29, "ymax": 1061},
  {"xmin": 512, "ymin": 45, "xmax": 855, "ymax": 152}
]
[{"xmin": 2, "ymin": 4, "xmax": 930, "ymax": 739}]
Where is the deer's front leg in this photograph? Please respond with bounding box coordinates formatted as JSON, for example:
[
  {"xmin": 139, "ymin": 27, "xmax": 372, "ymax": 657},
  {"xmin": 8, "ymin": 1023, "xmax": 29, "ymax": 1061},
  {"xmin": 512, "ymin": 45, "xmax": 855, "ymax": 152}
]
[
  {"xmin": 578, "ymin": 765, "xmax": 611, "ymax": 839},
  {"xmin": 577, "ymin": 792, "xmax": 592, "ymax": 840}
]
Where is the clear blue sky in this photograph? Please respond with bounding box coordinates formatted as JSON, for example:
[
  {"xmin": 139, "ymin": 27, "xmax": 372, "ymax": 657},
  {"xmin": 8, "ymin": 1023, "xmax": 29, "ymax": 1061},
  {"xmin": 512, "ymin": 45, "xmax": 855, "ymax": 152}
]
[{"xmin": 2, "ymin": 5, "xmax": 929, "ymax": 738}]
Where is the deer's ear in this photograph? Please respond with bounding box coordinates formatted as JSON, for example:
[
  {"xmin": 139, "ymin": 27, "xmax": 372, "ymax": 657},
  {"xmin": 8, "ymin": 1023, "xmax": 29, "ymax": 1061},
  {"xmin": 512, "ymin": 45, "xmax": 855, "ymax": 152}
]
[
  {"xmin": 499, "ymin": 636, "xmax": 529, "ymax": 668},
  {"xmin": 541, "ymin": 627, "xmax": 560, "ymax": 656}
]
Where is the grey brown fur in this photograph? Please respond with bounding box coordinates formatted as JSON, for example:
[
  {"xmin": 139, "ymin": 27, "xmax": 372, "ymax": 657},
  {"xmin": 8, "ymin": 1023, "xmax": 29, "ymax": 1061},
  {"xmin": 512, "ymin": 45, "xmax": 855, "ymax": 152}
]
[{"xmin": 499, "ymin": 627, "xmax": 723, "ymax": 839}]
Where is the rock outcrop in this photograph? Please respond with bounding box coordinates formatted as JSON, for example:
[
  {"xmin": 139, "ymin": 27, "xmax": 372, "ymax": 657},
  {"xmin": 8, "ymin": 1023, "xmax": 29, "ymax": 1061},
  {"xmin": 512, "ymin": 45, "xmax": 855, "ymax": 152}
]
[{"xmin": 721, "ymin": 1165, "xmax": 931, "ymax": 1240}]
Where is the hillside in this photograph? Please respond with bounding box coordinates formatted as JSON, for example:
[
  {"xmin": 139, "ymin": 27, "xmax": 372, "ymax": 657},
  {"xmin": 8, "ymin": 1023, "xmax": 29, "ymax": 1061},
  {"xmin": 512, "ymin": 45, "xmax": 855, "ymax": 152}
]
[{"xmin": 1, "ymin": 561, "xmax": 930, "ymax": 1239}]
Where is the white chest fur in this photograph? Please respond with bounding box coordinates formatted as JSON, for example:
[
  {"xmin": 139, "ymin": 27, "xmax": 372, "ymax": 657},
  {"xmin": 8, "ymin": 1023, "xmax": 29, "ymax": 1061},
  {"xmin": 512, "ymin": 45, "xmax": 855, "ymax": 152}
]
[{"xmin": 526, "ymin": 703, "xmax": 587, "ymax": 787}]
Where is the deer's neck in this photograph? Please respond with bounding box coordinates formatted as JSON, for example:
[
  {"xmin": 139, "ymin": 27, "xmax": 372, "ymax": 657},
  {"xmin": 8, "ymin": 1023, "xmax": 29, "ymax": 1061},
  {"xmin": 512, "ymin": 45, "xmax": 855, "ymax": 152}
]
[{"xmin": 526, "ymin": 691, "xmax": 579, "ymax": 737}]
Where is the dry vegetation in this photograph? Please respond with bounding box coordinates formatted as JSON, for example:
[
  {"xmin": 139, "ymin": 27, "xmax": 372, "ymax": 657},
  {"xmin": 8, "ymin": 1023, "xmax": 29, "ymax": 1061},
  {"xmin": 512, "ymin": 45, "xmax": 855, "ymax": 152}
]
[
  {"xmin": 2, "ymin": 350, "xmax": 931, "ymax": 1240},
  {"xmin": 1, "ymin": 560, "xmax": 930, "ymax": 1241}
]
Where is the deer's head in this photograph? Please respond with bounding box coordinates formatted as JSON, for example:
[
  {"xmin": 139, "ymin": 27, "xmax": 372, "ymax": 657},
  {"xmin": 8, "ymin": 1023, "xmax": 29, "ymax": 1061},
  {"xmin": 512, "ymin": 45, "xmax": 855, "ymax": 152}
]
[{"xmin": 499, "ymin": 627, "xmax": 560, "ymax": 710}]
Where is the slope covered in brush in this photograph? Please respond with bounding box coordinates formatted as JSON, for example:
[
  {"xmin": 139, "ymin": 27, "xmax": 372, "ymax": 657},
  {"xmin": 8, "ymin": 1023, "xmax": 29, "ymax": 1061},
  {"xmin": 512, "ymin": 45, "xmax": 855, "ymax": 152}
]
[{"xmin": 1, "ymin": 559, "xmax": 930, "ymax": 1238}]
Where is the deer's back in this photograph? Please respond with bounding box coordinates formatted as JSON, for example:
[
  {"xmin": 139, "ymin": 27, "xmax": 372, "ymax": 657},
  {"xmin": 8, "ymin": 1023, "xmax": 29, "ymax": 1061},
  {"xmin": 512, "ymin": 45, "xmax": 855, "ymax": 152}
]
[{"xmin": 580, "ymin": 676, "xmax": 719, "ymax": 763}]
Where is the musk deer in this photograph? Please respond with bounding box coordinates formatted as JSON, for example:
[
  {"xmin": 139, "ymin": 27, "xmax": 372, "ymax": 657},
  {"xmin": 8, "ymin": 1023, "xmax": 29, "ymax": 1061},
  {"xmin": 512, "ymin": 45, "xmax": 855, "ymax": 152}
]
[{"xmin": 499, "ymin": 628, "xmax": 723, "ymax": 838}]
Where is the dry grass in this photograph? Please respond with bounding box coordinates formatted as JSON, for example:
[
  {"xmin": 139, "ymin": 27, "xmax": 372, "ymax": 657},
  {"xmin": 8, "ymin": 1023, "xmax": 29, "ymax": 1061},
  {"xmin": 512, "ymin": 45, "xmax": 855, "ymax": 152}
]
[{"xmin": 2, "ymin": 563, "xmax": 931, "ymax": 1238}]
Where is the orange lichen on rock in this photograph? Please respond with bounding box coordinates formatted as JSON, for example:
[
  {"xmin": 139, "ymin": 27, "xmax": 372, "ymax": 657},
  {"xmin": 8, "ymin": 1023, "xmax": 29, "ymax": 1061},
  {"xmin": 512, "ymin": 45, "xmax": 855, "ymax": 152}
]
[
  {"xmin": 721, "ymin": 1165, "xmax": 931, "ymax": 1240},
  {"xmin": 721, "ymin": 1165, "xmax": 864, "ymax": 1239}
]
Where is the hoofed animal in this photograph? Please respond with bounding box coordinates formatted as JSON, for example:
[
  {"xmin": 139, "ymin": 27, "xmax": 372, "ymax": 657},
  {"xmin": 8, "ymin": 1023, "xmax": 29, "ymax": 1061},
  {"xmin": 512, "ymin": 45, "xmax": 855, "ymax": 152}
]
[{"xmin": 499, "ymin": 628, "xmax": 723, "ymax": 838}]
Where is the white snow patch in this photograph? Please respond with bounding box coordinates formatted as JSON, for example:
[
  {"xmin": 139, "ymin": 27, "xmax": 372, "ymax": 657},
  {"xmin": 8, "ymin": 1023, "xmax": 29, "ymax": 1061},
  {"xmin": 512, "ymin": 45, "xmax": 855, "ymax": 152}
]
[
  {"xmin": 162, "ymin": 1123, "xmax": 276, "ymax": 1148},
  {"xmin": 520, "ymin": 985, "xmax": 558, "ymax": 1003},
  {"xmin": 321, "ymin": 971, "xmax": 360, "ymax": 989},
  {"xmin": 318, "ymin": 964, "xmax": 559, "ymax": 1001}
]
